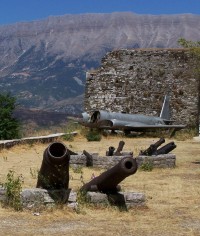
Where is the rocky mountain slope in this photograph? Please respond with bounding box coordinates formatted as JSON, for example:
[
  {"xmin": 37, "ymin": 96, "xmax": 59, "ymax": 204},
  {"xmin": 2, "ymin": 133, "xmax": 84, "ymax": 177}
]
[{"xmin": 0, "ymin": 12, "xmax": 199, "ymax": 115}]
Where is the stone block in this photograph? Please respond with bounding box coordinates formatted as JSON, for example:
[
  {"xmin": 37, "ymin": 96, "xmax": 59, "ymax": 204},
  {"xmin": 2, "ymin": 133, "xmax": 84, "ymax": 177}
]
[
  {"xmin": 86, "ymin": 192, "xmax": 109, "ymax": 204},
  {"xmin": 85, "ymin": 191, "xmax": 146, "ymax": 209},
  {"xmin": 68, "ymin": 191, "xmax": 77, "ymax": 203},
  {"xmin": 92, "ymin": 155, "xmax": 125, "ymax": 169},
  {"xmin": 70, "ymin": 155, "xmax": 87, "ymax": 166},
  {"xmin": 0, "ymin": 187, "xmax": 6, "ymax": 201},
  {"xmin": 137, "ymin": 154, "xmax": 176, "ymax": 168},
  {"xmin": 21, "ymin": 188, "xmax": 54, "ymax": 209},
  {"xmin": 21, "ymin": 188, "xmax": 77, "ymax": 209},
  {"xmin": 0, "ymin": 187, "xmax": 77, "ymax": 209}
]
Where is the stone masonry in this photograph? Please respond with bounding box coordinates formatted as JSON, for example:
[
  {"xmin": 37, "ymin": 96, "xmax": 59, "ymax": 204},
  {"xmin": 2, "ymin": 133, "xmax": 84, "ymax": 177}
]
[
  {"xmin": 70, "ymin": 154, "xmax": 176, "ymax": 169},
  {"xmin": 0, "ymin": 187, "xmax": 145, "ymax": 210},
  {"xmin": 84, "ymin": 48, "xmax": 199, "ymax": 128}
]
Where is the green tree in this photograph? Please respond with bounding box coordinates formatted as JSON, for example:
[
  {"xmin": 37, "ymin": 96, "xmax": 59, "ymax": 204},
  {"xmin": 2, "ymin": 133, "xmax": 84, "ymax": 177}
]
[{"xmin": 0, "ymin": 93, "xmax": 21, "ymax": 140}]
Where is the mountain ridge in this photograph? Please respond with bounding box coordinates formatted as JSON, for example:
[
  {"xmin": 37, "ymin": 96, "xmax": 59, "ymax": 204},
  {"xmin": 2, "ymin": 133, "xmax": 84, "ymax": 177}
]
[{"xmin": 0, "ymin": 12, "xmax": 199, "ymax": 115}]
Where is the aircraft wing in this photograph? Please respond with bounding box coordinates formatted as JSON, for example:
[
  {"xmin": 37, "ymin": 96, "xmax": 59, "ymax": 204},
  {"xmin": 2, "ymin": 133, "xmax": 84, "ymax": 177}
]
[
  {"xmin": 122, "ymin": 126, "xmax": 185, "ymax": 133},
  {"xmin": 97, "ymin": 119, "xmax": 186, "ymax": 131},
  {"xmin": 124, "ymin": 122, "xmax": 186, "ymax": 128}
]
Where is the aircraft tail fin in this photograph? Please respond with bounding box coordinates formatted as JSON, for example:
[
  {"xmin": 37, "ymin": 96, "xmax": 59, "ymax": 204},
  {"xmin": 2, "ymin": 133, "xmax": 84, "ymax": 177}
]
[{"xmin": 160, "ymin": 95, "xmax": 170, "ymax": 120}]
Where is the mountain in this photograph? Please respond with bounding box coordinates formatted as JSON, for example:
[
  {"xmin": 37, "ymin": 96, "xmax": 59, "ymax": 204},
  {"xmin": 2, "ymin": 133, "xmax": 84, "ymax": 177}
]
[{"xmin": 0, "ymin": 12, "xmax": 199, "ymax": 115}]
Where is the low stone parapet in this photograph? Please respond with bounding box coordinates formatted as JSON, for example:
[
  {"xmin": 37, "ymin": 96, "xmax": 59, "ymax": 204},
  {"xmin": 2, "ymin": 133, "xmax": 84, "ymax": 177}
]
[
  {"xmin": 70, "ymin": 153, "xmax": 176, "ymax": 169},
  {"xmin": 21, "ymin": 188, "xmax": 77, "ymax": 209},
  {"xmin": 85, "ymin": 191, "xmax": 146, "ymax": 209},
  {"xmin": 70, "ymin": 154, "xmax": 88, "ymax": 167},
  {"xmin": 0, "ymin": 132, "xmax": 78, "ymax": 149},
  {"xmin": 137, "ymin": 154, "xmax": 176, "ymax": 168},
  {"xmin": 0, "ymin": 187, "xmax": 77, "ymax": 210},
  {"xmin": 70, "ymin": 154, "xmax": 131, "ymax": 168},
  {"xmin": 92, "ymin": 155, "xmax": 127, "ymax": 168},
  {"xmin": 0, "ymin": 187, "xmax": 145, "ymax": 210}
]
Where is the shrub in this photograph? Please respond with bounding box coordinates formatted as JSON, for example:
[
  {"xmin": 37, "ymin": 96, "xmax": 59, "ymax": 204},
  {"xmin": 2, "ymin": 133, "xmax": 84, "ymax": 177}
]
[
  {"xmin": 71, "ymin": 165, "xmax": 83, "ymax": 174},
  {"xmin": 85, "ymin": 129, "xmax": 102, "ymax": 142},
  {"xmin": 3, "ymin": 170, "xmax": 23, "ymax": 211},
  {"xmin": 174, "ymin": 128, "xmax": 197, "ymax": 141},
  {"xmin": 139, "ymin": 161, "xmax": 153, "ymax": 172}
]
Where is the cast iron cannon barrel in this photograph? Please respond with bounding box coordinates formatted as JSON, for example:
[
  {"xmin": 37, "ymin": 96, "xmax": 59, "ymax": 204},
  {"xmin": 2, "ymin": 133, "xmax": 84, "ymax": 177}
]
[
  {"xmin": 83, "ymin": 150, "xmax": 93, "ymax": 167},
  {"xmin": 114, "ymin": 140, "xmax": 125, "ymax": 156},
  {"xmin": 106, "ymin": 146, "xmax": 115, "ymax": 156},
  {"xmin": 36, "ymin": 142, "xmax": 70, "ymax": 190},
  {"xmin": 81, "ymin": 156, "xmax": 138, "ymax": 193},
  {"xmin": 155, "ymin": 141, "xmax": 176, "ymax": 155},
  {"xmin": 140, "ymin": 137, "xmax": 165, "ymax": 156}
]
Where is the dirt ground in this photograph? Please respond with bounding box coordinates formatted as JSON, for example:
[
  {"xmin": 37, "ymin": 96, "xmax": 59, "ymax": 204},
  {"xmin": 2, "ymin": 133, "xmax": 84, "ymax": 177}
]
[{"xmin": 0, "ymin": 134, "xmax": 200, "ymax": 236}]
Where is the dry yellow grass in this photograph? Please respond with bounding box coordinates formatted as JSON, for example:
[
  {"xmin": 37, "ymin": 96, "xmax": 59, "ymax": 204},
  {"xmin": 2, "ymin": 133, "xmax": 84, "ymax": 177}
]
[{"xmin": 0, "ymin": 134, "xmax": 200, "ymax": 235}]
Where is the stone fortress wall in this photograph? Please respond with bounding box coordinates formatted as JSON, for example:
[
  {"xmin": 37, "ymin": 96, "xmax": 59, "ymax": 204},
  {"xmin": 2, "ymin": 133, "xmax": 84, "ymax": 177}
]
[{"xmin": 84, "ymin": 49, "xmax": 199, "ymax": 128}]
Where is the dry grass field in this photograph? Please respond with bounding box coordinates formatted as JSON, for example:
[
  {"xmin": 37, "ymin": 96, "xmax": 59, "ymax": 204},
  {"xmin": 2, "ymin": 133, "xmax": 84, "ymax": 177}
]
[{"xmin": 0, "ymin": 133, "xmax": 200, "ymax": 236}]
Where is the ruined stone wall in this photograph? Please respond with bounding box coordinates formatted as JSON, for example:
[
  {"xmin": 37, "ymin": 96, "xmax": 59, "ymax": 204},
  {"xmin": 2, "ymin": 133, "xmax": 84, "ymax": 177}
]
[{"xmin": 84, "ymin": 49, "xmax": 199, "ymax": 127}]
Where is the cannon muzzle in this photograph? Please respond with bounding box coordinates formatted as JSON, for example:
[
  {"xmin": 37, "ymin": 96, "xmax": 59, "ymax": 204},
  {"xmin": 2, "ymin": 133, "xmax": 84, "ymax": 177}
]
[
  {"xmin": 140, "ymin": 137, "xmax": 165, "ymax": 156},
  {"xmin": 81, "ymin": 156, "xmax": 138, "ymax": 193},
  {"xmin": 106, "ymin": 146, "xmax": 115, "ymax": 156},
  {"xmin": 36, "ymin": 142, "xmax": 70, "ymax": 190},
  {"xmin": 155, "ymin": 141, "xmax": 177, "ymax": 155}
]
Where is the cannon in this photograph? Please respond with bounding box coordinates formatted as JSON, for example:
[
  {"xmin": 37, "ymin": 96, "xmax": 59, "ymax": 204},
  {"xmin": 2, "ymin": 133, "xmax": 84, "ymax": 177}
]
[
  {"xmin": 155, "ymin": 141, "xmax": 177, "ymax": 155},
  {"xmin": 114, "ymin": 140, "xmax": 125, "ymax": 156},
  {"xmin": 36, "ymin": 142, "xmax": 70, "ymax": 190},
  {"xmin": 80, "ymin": 156, "xmax": 138, "ymax": 193},
  {"xmin": 140, "ymin": 138, "xmax": 165, "ymax": 156},
  {"xmin": 106, "ymin": 146, "xmax": 115, "ymax": 156},
  {"xmin": 83, "ymin": 150, "xmax": 93, "ymax": 167},
  {"xmin": 106, "ymin": 141, "xmax": 133, "ymax": 156},
  {"xmin": 106, "ymin": 141, "xmax": 125, "ymax": 156}
]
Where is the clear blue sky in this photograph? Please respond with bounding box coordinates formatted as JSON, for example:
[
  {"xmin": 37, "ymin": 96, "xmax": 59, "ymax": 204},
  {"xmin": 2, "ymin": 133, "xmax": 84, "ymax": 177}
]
[{"xmin": 1, "ymin": 0, "xmax": 200, "ymax": 25}]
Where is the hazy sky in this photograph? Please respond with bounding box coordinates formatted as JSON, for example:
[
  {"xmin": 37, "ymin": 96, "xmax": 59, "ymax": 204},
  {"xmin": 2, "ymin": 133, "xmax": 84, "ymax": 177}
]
[{"xmin": 0, "ymin": 0, "xmax": 200, "ymax": 25}]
